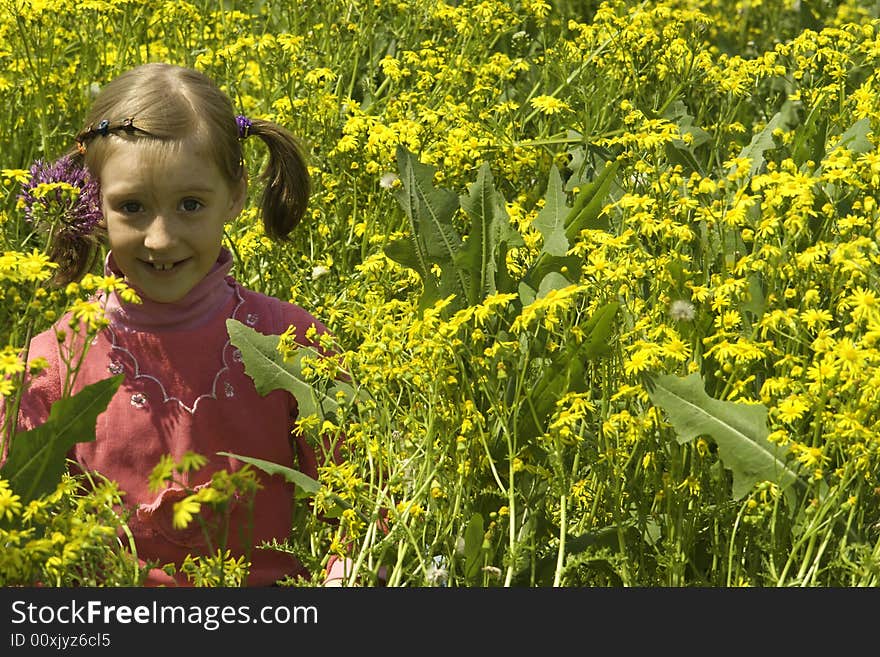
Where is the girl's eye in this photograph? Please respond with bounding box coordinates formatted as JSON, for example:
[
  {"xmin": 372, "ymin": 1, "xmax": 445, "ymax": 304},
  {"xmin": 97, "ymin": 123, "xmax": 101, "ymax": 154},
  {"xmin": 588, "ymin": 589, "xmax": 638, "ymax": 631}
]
[
  {"xmin": 120, "ymin": 201, "xmax": 142, "ymax": 213},
  {"xmin": 180, "ymin": 198, "xmax": 203, "ymax": 212}
]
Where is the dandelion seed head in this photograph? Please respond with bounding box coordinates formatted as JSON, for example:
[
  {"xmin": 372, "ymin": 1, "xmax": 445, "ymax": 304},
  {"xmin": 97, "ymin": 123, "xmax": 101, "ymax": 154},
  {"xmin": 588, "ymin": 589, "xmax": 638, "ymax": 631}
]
[
  {"xmin": 425, "ymin": 556, "xmax": 448, "ymax": 586},
  {"xmin": 669, "ymin": 299, "xmax": 696, "ymax": 322},
  {"xmin": 379, "ymin": 172, "xmax": 399, "ymax": 189},
  {"xmin": 482, "ymin": 565, "xmax": 502, "ymax": 579}
]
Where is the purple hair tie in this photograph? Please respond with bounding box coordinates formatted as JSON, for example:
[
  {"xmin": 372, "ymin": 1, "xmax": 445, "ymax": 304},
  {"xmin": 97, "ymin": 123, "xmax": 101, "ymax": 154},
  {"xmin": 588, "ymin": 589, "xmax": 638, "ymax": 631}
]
[{"xmin": 235, "ymin": 115, "xmax": 252, "ymax": 139}]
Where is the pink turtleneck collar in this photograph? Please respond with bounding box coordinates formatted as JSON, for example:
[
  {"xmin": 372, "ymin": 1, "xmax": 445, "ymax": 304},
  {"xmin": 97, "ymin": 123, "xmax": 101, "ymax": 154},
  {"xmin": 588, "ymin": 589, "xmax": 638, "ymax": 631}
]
[{"xmin": 102, "ymin": 248, "xmax": 237, "ymax": 332}]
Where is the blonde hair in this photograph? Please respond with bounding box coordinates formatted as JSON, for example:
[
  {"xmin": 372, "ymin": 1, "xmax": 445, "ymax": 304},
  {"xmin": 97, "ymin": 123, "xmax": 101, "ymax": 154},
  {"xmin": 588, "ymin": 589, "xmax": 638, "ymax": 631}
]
[{"xmin": 55, "ymin": 62, "xmax": 310, "ymax": 285}]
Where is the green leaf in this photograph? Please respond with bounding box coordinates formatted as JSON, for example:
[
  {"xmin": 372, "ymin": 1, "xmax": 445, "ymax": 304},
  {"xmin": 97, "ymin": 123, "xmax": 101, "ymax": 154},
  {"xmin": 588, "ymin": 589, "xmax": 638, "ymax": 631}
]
[
  {"xmin": 384, "ymin": 236, "xmax": 427, "ymax": 274},
  {"xmin": 665, "ymin": 100, "xmax": 712, "ymax": 149},
  {"xmin": 662, "ymin": 100, "xmax": 711, "ymax": 176},
  {"xmin": 226, "ymin": 318, "xmax": 352, "ymax": 422},
  {"xmin": 735, "ymin": 100, "xmax": 798, "ymax": 178},
  {"xmin": 462, "ymin": 512, "xmax": 485, "ymax": 580},
  {"xmin": 533, "ymin": 165, "xmax": 569, "ymax": 257},
  {"xmin": 647, "ymin": 373, "xmax": 802, "ymax": 503},
  {"xmin": 384, "ymin": 237, "xmax": 442, "ymax": 309},
  {"xmin": 457, "ymin": 162, "xmax": 507, "ymax": 304},
  {"xmin": 516, "ymin": 302, "xmax": 618, "ymax": 441},
  {"xmin": 217, "ymin": 451, "xmax": 319, "ymax": 497},
  {"xmin": 522, "ymin": 160, "xmax": 619, "ymax": 293},
  {"xmin": 829, "ymin": 117, "xmax": 873, "ymax": 155},
  {"xmin": 1, "ymin": 374, "xmax": 123, "ymax": 504},
  {"xmin": 536, "ymin": 272, "xmax": 571, "ymax": 300},
  {"xmin": 790, "ymin": 101, "xmax": 828, "ymax": 169},
  {"xmin": 741, "ymin": 273, "xmax": 765, "ymax": 325},
  {"xmin": 394, "ymin": 146, "xmax": 468, "ymax": 307},
  {"xmin": 580, "ymin": 301, "xmax": 619, "ymax": 360},
  {"xmin": 563, "ymin": 158, "xmax": 620, "ymax": 241}
]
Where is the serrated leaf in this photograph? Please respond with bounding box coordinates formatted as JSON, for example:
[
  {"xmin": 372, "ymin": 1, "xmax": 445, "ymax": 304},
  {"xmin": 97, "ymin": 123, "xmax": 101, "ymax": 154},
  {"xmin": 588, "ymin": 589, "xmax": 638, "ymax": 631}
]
[
  {"xmin": 226, "ymin": 318, "xmax": 342, "ymax": 421},
  {"xmin": 741, "ymin": 273, "xmax": 765, "ymax": 323},
  {"xmin": 384, "ymin": 236, "xmax": 428, "ymax": 275},
  {"xmin": 521, "ymin": 159, "xmax": 619, "ymax": 293},
  {"xmin": 1, "ymin": 374, "xmax": 123, "ymax": 504},
  {"xmin": 394, "ymin": 146, "xmax": 467, "ymax": 303},
  {"xmin": 664, "ymin": 100, "xmax": 712, "ymax": 148},
  {"xmin": 533, "ymin": 165, "xmax": 569, "ymax": 257},
  {"xmin": 217, "ymin": 451, "xmax": 319, "ymax": 497},
  {"xmin": 790, "ymin": 101, "xmax": 827, "ymax": 168},
  {"xmin": 662, "ymin": 100, "xmax": 711, "ymax": 176},
  {"xmin": 647, "ymin": 373, "xmax": 802, "ymax": 503},
  {"xmin": 457, "ymin": 162, "xmax": 511, "ymax": 305}
]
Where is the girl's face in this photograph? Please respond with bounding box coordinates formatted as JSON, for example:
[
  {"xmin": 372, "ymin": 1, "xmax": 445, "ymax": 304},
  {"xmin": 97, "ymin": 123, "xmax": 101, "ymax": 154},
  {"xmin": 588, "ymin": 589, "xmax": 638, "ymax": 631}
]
[{"xmin": 98, "ymin": 138, "xmax": 246, "ymax": 303}]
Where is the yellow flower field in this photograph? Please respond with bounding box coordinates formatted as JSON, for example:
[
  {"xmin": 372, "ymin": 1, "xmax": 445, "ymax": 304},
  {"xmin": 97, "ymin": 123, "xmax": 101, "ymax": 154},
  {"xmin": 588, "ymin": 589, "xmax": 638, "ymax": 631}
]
[{"xmin": 1, "ymin": 0, "xmax": 879, "ymax": 586}]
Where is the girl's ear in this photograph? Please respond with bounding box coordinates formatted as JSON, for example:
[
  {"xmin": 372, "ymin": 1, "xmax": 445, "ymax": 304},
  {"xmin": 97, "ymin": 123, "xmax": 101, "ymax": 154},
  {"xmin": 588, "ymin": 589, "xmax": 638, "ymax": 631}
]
[{"xmin": 229, "ymin": 172, "xmax": 248, "ymax": 219}]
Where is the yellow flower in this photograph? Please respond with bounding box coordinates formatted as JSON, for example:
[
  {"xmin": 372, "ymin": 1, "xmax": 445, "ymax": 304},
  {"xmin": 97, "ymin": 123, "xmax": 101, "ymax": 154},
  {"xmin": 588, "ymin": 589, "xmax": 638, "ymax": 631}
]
[
  {"xmin": 0, "ymin": 377, "xmax": 14, "ymax": 397},
  {"xmin": 8, "ymin": 249, "xmax": 57, "ymax": 282},
  {"xmin": 624, "ymin": 347, "xmax": 655, "ymax": 376},
  {"xmin": 849, "ymin": 286, "xmax": 879, "ymax": 324},
  {"xmin": 68, "ymin": 299, "xmax": 108, "ymax": 331},
  {"xmin": 775, "ymin": 395, "xmax": 809, "ymax": 423},
  {"xmin": 172, "ymin": 496, "xmax": 201, "ymax": 530},
  {"xmin": 1, "ymin": 168, "xmax": 30, "ymax": 184},
  {"xmin": 800, "ymin": 308, "xmax": 833, "ymax": 330},
  {"xmin": 528, "ymin": 95, "xmax": 570, "ymax": 115},
  {"xmin": 0, "ymin": 347, "xmax": 24, "ymax": 376},
  {"xmin": 0, "ymin": 480, "xmax": 22, "ymax": 521}
]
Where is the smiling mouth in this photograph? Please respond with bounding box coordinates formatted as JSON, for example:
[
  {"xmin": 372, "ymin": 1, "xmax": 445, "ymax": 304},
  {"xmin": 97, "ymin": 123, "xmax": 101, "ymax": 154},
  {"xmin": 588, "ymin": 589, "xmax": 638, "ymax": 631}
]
[{"xmin": 144, "ymin": 259, "xmax": 185, "ymax": 271}]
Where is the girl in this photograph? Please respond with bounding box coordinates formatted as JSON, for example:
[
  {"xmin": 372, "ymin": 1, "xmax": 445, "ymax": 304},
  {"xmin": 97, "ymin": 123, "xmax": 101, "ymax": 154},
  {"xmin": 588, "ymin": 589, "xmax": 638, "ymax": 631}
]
[{"xmin": 5, "ymin": 63, "xmax": 347, "ymax": 586}]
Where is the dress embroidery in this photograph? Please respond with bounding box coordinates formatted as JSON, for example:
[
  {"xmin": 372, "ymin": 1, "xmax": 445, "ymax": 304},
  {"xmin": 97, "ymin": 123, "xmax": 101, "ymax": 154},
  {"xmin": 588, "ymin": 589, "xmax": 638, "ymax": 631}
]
[{"xmin": 105, "ymin": 285, "xmax": 247, "ymax": 415}]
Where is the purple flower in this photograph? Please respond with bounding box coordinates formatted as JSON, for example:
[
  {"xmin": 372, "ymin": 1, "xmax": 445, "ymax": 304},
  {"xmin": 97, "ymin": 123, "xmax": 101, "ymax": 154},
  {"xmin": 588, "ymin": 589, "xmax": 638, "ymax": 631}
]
[{"xmin": 18, "ymin": 154, "xmax": 102, "ymax": 243}]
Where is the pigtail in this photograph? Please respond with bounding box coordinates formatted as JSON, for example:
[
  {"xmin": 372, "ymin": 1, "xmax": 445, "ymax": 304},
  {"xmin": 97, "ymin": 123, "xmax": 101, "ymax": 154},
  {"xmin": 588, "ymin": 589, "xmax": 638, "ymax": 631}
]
[
  {"xmin": 48, "ymin": 225, "xmax": 103, "ymax": 287},
  {"xmin": 246, "ymin": 118, "xmax": 311, "ymax": 240}
]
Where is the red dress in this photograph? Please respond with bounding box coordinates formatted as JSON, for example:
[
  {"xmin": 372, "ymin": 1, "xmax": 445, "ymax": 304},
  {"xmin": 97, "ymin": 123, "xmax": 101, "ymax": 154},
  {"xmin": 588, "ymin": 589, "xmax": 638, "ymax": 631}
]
[{"xmin": 8, "ymin": 248, "xmax": 337, "ymax": 586}]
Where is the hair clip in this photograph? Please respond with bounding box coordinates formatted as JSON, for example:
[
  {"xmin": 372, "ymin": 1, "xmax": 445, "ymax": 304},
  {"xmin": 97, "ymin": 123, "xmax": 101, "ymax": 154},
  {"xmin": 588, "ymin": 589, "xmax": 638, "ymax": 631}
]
[
  {"xmin": 74, "ymin": 116, "xmax": 153, "ymax": 154},
  {"xmin": 235, "ymin": 115, "xmax": 252, "ymax": 140}
]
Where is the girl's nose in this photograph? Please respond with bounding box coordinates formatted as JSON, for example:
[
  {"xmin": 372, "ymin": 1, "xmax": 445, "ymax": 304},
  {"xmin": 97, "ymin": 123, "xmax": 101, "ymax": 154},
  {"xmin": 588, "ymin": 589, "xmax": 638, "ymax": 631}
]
[{"xmin": 143, "ymin": 214, "xmax": 176, "ymax": 250}]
